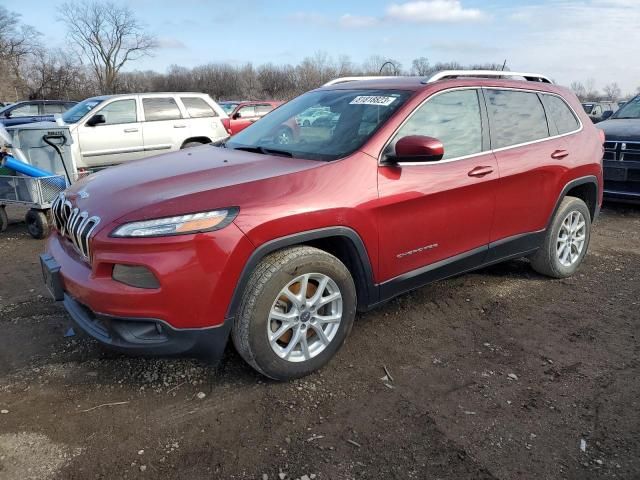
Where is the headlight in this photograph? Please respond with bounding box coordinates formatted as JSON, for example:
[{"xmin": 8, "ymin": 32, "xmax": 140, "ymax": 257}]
[{"xmin": 111, "ymin": 208, "xmax": 238, "ymax": 238}]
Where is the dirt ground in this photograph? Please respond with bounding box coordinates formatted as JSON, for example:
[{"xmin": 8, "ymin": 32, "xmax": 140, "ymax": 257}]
[{"xmin": 0, "ymin": 202, "xmax": 638, "ymax": 480}]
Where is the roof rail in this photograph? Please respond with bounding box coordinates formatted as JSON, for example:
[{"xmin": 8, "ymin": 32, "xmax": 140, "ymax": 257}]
[
  {"xmin": 323, "ymin": 76, "xmax": 399, "ymax": 86},
  {"xmin": 425, "ymin": 70, "xmax": 553, "ymax": 84}
]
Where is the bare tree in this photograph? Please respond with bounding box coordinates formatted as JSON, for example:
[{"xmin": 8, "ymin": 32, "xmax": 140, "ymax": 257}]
[
  {"xmin": 59, "ymin": 1, "xmax": 157, "ymax": 94},
  {"xmin": 411, "ymin": 57, "xmax": 430, "ymax": 76},
  {"xmin": 603, "ymin": 82, "xmax": 621, "ymax": 101},
  {"xmin": 570, "ymin": 81, "xmax": 587, "ymax": 101}
]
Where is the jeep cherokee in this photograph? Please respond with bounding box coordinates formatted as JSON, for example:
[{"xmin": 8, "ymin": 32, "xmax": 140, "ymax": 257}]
[{"xmin": 40, "ymin": 71, "xmax": 604, "ymax": 380}]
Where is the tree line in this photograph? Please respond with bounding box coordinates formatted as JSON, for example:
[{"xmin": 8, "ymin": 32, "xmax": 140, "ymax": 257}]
[{"xmin": 1, "ymin": 2, "xmax": 638, "ymax": 104}]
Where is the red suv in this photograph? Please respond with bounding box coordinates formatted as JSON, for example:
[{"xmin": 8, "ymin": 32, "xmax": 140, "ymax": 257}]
[
  {"xmin": 41, "ymin": 71, "xmax": 604, "ymax": 380},
  {"xmin": 219, "ymin": 100, "xmax": 283, "ymax": 135}
]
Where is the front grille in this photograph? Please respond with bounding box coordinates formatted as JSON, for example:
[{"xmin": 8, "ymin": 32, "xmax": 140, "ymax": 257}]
[
  {"xmin": 603, "ymin": 140, "xmax": 640, "ymax": 162},
  {"xmin": 51, "ymin": 193, "xmax": 100, "ymax": 262}
]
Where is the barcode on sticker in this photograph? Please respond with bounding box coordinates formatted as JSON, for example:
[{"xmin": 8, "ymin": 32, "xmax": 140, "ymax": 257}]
[{"xmin": 349, "ymin": 96, "xmax": 397, "ymax": 106}]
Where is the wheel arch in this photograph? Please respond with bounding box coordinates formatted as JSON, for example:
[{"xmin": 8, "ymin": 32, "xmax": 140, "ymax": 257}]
[
  {"xmin": 225, "ymin": 227, "xmax": 378, "ymax": 321},
  {"xmin": 180, "ymin": 136, "xmax": 212, "ymax": 148},
  {"xmin": 547, "ymin": 175, "xmax": 599, "ymax": 228}
]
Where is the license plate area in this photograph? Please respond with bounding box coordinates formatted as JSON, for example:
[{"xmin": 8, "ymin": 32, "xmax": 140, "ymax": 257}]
[{"xmin": 40, "ymin": 253, "xmax": 64, "ymax": 301}]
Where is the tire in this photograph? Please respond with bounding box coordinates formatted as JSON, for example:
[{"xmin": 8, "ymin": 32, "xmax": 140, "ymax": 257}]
[
  {"xmin": 274, "ymin": 127, "xmax": 293, "ymax": 145},
  {"xmin": 0, "ymin": 206, "xmax": 7, "ymax": 232},
  {"xmin": 530, "ymin": 196, "xmax": 591, "ymax": 278},
  {"xmin": 181, "ymin": 141, "xmax": 205, "ymax": 149},
  {"xmin": 232, "ymin": 246, "xmax": 357, "ymax": 380},
  {"xmin": 25, "ymin": 209, "xmax": 50, "ymax": 239}
]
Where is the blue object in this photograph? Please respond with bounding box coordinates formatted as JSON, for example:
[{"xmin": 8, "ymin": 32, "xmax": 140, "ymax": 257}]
[
  {"xmin": 64, "ymin": 327, "xmax": 76, "ymax": 337},
  {"xmin": 1, "ymin": 155, "xmax": 66, "ymax": 189}
]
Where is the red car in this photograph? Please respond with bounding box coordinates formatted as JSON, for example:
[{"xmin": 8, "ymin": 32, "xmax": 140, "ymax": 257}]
[
  {"xmin": 41, "ymin": 71, "xmax": 603, "ymax": 380},
  {"xmin": 219, "ymin": 100, "xmax": 283, "ymax": 135}
]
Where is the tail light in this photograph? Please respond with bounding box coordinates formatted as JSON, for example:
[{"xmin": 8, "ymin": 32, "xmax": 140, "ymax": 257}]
[{"xmin": 221, "ymin": 118, "xmax": 232, "ymax": 135}]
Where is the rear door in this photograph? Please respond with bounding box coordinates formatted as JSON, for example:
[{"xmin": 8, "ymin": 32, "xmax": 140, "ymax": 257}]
[
  {"xmin": 77, "ymin": 98, "xmax": 144, "ymax": 167},
  {"xmin": 141, "ymin": 96, "xmax": 186, "ymax": 154},
  {"xmin": 486, "ymin": 88, "xmax": 578, "ymax": 247},
  {"xmin": 377, "ymin": 88, "xmax": 498, "ymax": 290},
  {"xmin": 179, "ymin": 96, "xmax": 224, "ymax": 142}
]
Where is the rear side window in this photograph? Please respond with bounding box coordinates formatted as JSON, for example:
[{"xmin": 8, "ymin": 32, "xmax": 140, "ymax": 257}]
[
  {"xmin": 43, "ymin": 103, "xmax": 65, "ymax": 114},
  {"xmin": 143, "ymin": 97, "xmax": 182, "ymax": 121},
  {"xmin": 392, "ymin": 89, "xmax": 483, "ymax": 160},
  {"xmin": 181, "ymin": 97, "xmax": 216, "ymax": 118},
  {"xmin": 485, "ymin": 89, "xmax": 549, "ymax": 149},
  {"xmin": 541, "ymin": 95, "xmax": 580, "ymax": 135}
]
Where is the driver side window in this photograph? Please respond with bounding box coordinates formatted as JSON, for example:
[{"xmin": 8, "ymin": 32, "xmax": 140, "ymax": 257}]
[
  {"xmin": 10, "ymin": 103, "xmax": 39, "ymax": 117},
  {"xmin": 392, "ymin": 89, "xmax": 483, "ymax": 160},
  {"xmin": 97, "ymin": 99, "xmax": 137, "ymax": 125}
]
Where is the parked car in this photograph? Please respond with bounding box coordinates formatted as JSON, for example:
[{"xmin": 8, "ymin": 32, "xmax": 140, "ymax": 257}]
[
  {"xmin": 295, "ymin": 106, "xmax": 330, "ymax": 126},
  {"xmin": 582, "ymin": 101, "xmax": 618, "ymax": 123},
  {"xmin": 598, "ymin": 94, "xmax": 640, "ymax": 201},
  {"xmin": 41, "ymin": 71, "xmax": 603, "ymax": 380},
  {"xmin": 0, "ymin": 100, "xmax": 77, "ymax": 127},
  {"xmin": 219, "ymin": 101, "xmax": 282, "ymax": 135},
  {"xmin": 41, "ymin": 93, "xmax": 228, "ymax": 169}
]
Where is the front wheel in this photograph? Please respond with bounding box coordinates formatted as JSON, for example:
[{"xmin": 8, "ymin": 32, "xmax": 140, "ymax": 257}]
[
  {"xmin": 274, "ymin": 127, "xmax": 293, "ymax": 145},
  {"xmin": 232, "ymin": 246, "xmax": 356, "ymax": 380},
  {"xmin": 530, "ymin": 196, "xmax": 591, "ymax": 278}
]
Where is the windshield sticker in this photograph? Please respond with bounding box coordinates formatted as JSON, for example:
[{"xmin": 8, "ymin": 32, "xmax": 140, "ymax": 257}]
[{"xmin": 349, "ymin": 96, "xmax": 397, "ymax": 107}]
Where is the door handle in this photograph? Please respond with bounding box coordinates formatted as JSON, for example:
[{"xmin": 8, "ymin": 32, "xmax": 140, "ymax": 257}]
[
  {"xmin": 124, "ymin": 128, "xmax": 138, "ymax": 133},
  {"xmin": 173, "ymin": 125, "xmax": 187, "ymax": 129},
  {"xmin": 468, "ymin": 166, "xmax": 494, "ymax": 177},
  {"xmin": 551, "ymin": 149, "xmax": 569, "ymax": 159}
]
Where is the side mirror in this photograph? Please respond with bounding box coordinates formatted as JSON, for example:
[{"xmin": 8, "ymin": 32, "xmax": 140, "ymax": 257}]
[
  {"xmin": 232, "ymin": 112, "xmax": 241, "ymax": 119},
  {"xmin": 86, "ymin": 114, "xmax": 105, "ymax": 127},
  {"xmin": 389, "ymin": 135, "xmax": 444, "ymax": 163},
  {"xmin": 601, "ymin": 110, "xmax": 613, "ymax": 120}
]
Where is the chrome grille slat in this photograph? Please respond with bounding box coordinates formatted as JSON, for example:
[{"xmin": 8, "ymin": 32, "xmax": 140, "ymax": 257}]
[{"xmin": 51, "ymin": 193, "xmax": 101, "ymax": 262}]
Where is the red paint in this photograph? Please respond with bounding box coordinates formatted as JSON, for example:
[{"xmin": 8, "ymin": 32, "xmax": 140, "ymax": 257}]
[{"xmin": 46, "ymin": 77, "xmax": 603, "ymax": 330}]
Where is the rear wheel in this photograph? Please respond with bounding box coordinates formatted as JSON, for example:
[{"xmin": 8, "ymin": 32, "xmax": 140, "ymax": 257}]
[
  {"xmin": 530, "ymin": 196, "xmax": 591, "ymax": 278},
  {"xmin": 232, "ymin": 246, "xmax": 356, "ymax": 380},
  {"xmin": 25, "ymin": 209, "xmax": 50, "ymax": 239},
  {"xmin": 181, "ymin": 141, "xmax": 205, "ymax": 149}
]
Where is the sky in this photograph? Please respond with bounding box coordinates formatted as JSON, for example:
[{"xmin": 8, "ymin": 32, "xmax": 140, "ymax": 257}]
[{"xmin": 4, "ymin": 0, "xmax": 639, "ymax": 94}]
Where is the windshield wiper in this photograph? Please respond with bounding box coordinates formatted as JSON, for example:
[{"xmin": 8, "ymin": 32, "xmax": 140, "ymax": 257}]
[{"xmin": 231, "ymin": 146, "xmax": 293, "ymax": 157}]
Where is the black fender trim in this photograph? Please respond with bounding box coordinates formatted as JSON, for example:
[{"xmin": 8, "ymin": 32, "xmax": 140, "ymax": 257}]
[
  {"xmin": 225, "ymin": 227, "xmax": 378, "ymax": 321},
  {"xmin": 547, "ymin": 175, "xmax": 600, "ymax": 227}
]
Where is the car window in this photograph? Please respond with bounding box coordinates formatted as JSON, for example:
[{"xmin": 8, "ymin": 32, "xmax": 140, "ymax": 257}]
[
  {"xmin": 256, "ymin": 104, "xmax": 274, "ymax": 116},
  {"xmin": 9, "ymin": 103, "xmax": 39, "ymax": 117},
  {"xmin": 181, "ymin": 97, "xmax": 216, "ymax": 118},
  {"xmin": 43, "ymin": 103, "xmax": 65, "ymax": 114},
  {"xmin": 227, "ymin": 89, "xmax": 410, "ymax": 161},
  {"xmin": 97, "ymin": 99, "xmax": 137, "ymax": 125},
  {"xmin": 62, "ymin": 98, "xmax": 103, "ymax": 124},
  {"xmin": 541, "ymin": 95, "xmax": 580, "ymax": 135},
  {"xmin": 237, "ymin": 105, "xmax": 257, "ymax": 118},
  {"xmin": 485, "ymin": 89, "xmax": 549, "ymax": 149},
  {"xmin": 391, "ymin": 89, "xmax": 483, "ymax": 160},
  {"xmin": 143, "ymin": 97, "xmax": 182, "ymax": 121}
]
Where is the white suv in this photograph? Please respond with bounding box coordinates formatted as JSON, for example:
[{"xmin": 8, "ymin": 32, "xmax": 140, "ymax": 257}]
[{"xmin": 57, "ymin": 93, "xmax": 229, "ymax": 169}]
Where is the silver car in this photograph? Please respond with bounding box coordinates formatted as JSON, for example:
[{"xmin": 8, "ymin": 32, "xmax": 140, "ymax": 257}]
[{"xmin": 57, "ymin": 93, "xmax": 229, "ymax": 169}]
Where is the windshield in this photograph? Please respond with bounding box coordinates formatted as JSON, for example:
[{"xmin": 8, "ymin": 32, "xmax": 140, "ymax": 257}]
[
  {"xmin": 612, "ymin": 95, "xmax": 640, "ymax": 119},
  {"xmin": 582, "ymin": 104, "xmax": 594, "ymax": 114},
  {"xmin": 220, "ymin": 102, "xmax": 240, "ymax": 114},
  {"xmin": 62, "ymin": 98, "xmax": 103, "ymax": 123},
  {"xmin": 226, "ymin": 89, "xmax": 411, "ymax": 161}
]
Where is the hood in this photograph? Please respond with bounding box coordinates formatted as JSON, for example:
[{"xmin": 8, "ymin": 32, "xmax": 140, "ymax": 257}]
[
  {"xmin": 64, "ymin": 145, "xmax": 322, "ymax": 226},
  {"xmin": 596, "ymin": 118, "xmax": 640, "ymax": 140}
]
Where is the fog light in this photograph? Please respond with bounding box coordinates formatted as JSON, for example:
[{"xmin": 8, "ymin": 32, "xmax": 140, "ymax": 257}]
[{"xmin": 112, "ymin": 264, "xmax": 160, "ymax": 289}]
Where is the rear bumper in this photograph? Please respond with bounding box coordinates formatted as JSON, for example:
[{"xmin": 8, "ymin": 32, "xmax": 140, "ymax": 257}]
[{"xmin": 62, "ymin": 293, "xmax": 231, "ymax": 358}]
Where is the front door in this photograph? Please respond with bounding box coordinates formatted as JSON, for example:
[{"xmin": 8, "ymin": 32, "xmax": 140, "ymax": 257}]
[
  {"xmin": 376, "ymin": 88, "xmax": 498, "ymax": 296},
  {"xmin": 78, "ymin": 98, "xmax": 144, "ymax": 167},
  {"xmin": 230, "ymin": 105, "xmax": 260, "ymax": 134}
]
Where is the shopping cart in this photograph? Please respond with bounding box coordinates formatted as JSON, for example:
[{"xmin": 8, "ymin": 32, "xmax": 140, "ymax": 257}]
[{"xmin": 0, "ymin": 173, "xmax": 68, "ymax": 238}]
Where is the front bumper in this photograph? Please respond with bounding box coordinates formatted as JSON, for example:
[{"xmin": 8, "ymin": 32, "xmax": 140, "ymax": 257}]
[
  {"xmin": 62, "ymin": 293, "xmax": 231, "ymax": 358},
  {"xmin": 603, "ymin": 159, "xmax": 640, "ymax": 201},
  {"xmin": 40, "ymin": 252, "xmax": 232, "ymax": 358}
]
